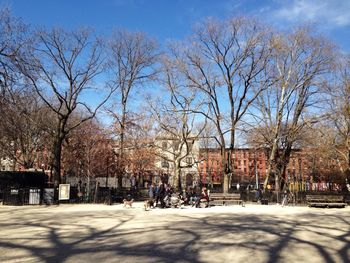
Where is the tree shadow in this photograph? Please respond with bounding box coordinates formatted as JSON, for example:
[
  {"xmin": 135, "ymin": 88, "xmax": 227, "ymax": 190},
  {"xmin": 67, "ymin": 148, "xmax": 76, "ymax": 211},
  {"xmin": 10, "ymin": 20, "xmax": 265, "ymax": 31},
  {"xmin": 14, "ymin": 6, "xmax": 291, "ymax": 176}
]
[{"xmin": 0, "ymin": 207, "xmax": 349, "ymax": 262}]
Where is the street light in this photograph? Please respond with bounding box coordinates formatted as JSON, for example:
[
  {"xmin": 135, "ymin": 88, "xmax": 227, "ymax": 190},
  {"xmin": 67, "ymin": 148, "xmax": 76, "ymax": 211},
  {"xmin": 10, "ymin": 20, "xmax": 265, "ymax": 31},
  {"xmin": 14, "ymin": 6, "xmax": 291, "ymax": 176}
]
[{"xmin": 106, "ymin": 155, "xmax": 109, "ymax": 188}]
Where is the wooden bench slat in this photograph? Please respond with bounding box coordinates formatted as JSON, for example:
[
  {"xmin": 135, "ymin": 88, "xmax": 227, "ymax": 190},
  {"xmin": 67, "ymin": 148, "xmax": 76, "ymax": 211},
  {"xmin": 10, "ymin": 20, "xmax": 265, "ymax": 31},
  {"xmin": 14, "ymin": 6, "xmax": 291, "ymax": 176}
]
[
  {"xmin": 209, "ymin": 193, "xmax": 244, "ymax": 206},
  {"xmin": 307, "ymin": 194, "xmax": 346, "ymax": 208}
]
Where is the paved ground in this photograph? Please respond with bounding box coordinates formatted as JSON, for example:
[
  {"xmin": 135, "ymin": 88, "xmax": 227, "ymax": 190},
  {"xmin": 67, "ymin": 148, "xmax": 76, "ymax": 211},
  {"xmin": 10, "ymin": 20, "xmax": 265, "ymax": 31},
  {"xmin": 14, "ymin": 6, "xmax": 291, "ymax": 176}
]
[{"xmin": 0, "ymin": 203, "xmax": 349, "ymax": 263}]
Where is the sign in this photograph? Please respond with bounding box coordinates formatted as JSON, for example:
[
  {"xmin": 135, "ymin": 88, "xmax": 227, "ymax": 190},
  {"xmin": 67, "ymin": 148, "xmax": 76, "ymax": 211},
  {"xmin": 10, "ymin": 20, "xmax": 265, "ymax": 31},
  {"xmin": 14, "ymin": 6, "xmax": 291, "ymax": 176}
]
[
  {"xmin": 10, "ymin": 189, "xmax": 19, "ymax": 195},
  {"xmin": 58, "ymin": 184, "xmax": 70, "ymax": 200}
]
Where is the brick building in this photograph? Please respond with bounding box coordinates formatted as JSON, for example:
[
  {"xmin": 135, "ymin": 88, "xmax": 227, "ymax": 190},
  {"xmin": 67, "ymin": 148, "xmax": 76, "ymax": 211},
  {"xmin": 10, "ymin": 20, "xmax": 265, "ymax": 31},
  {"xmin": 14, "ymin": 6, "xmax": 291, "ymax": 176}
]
[{"xmin": 198, "ymin": 148, "xmax": 310, "ymax": 190}]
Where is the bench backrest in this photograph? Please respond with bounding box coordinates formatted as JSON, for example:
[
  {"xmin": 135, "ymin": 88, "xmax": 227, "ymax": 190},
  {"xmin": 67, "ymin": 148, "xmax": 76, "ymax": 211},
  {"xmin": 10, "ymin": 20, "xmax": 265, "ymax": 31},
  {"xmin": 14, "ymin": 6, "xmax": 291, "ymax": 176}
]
[
  {"xmin": 224, "ymin": 193, "xmax": 241, "ymax": 199},
  {"xmin": 210, "ymin": 193, "xmax": 241, "ymax": 199},
  {"xmin": 306, "ymin": 195, "xmax": 344, "ymax": 202},
  {"xmin": 209, "ymin": 193, "xmax": 224, "ymax": 198}
]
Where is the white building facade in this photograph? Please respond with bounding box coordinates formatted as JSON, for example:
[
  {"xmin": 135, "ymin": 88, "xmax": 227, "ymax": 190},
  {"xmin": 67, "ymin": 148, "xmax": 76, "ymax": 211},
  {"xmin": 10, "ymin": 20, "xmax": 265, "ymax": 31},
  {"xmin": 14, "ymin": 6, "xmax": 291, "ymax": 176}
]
[{"xmin": 154, "ymin": 136, "xmax": 200, "ymax": 189}]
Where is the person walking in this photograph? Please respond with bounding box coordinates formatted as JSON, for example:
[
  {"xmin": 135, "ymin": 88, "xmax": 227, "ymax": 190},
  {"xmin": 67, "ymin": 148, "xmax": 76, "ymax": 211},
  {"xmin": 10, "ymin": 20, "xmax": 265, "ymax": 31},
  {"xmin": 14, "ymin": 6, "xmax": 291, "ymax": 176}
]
[{"xmin": 282, "ymin": 190, "xmax": 288, "ymax": 207}]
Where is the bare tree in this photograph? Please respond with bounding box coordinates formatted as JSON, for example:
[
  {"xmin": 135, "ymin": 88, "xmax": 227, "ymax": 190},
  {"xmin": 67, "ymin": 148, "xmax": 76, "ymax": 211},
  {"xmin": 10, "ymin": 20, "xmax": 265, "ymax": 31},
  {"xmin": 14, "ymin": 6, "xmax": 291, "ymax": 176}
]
[
  {"xmin": 249, "ymin": 28, "xmax": 334, "ymax": 199},
  {"xmin": 123, "ymin": 112, "xmax": 157, "ymax": 187},
  {"xmin": 63, "ymin": 119, "xmax": 116, "ymax": 198},
  {"xmin": 151, "ymin": 92, "xmax": 205, "ymax": 190},
  {"xmin": 325, "ymin": 55, "xmax": 350, "ymax": 174},
  {"xmin": 0, "ymin": 9, "xmax": 53, "ymax": 170},
  {"xmin": 0, "ymin": 8, "xmax": 27, "ymax": 96},
  {"xmin": 18, "ymin": 28, "xmax": 114, "ymax": 186},
  {"xmin": 148, "ymin": 54, "xmax": 207, "ymax": 190},
  {"xmin": 302, "ymin": 124, "xmax": 347, "ymax": 178},
  {"xmin": 106, "ymin": 29, "xmax": 159, "ymax": 189},
  {"xmin": 198, "ymin": 122, "xmax": 219, "ymax": 188},
  {"xmin": 170, "ymin": 17, "xmax": 273, "ymax": 193},
  {"xmin": 0, "ymin": 89, "xmax": 53, "ymax": 169}
]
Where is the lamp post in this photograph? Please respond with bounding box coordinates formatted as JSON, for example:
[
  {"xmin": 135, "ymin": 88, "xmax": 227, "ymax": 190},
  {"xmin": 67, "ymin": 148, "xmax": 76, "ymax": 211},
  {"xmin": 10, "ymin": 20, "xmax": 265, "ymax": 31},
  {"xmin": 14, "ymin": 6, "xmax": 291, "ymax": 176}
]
[
  {"xmin": 255, "ymin": 151, "xmax": 259, "ymax": 190},
  {"xmin": 106, "ymin": 156, "xmax": 109, "ymax": 188}
]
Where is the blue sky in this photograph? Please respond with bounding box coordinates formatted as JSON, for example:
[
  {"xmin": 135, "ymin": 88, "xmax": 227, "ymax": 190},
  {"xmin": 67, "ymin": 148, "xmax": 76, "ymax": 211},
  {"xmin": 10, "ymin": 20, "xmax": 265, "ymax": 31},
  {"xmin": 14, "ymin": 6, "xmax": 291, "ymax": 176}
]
[{"xmin": 1, "ymin": 0, "xmax": 349, "ymax": 52}]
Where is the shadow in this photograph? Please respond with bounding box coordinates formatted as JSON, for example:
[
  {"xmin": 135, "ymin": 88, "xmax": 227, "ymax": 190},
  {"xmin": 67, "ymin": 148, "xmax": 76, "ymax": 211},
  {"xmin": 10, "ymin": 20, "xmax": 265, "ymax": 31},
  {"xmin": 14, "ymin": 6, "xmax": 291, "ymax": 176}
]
[{"xmin": 0, "ymin": 205, "xmax": 349, "ymax": 262}]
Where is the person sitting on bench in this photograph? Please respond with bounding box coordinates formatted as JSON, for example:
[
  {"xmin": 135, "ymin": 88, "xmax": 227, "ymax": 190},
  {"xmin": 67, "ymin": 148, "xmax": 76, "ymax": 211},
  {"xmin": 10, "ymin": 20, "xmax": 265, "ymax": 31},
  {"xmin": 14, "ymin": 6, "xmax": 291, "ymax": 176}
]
[{"xmin": 197, "ymin": 187, "xmax": 209, "ymax": 208}]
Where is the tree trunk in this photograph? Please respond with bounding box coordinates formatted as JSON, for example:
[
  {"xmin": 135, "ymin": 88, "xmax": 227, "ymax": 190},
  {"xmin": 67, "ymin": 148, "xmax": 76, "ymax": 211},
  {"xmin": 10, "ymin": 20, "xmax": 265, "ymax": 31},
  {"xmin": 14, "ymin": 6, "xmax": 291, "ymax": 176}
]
[
  {"xmin": 264, "ymin": 85, "xmax": 287, "ymax": 192},
  {"xmin": 174, "ymin": 161, "xmax": 181, "ymax": 190},
  {"xmin": 221, "ymin": 146, "xmax": 229, "ymax": 194},
  {"xmin": 226, "ymin": 127, "xmax": 235, "ymax": 193},
  {"xmin": 118, "ymin": 104, "xmax": 126, "ymax": 189},
  {"xmin": 274, "ymin": 172, "xmax": 280, "ymax": 203},
  {"xmin": 226, "ymin": 82, "xmax": 235, "ymax": 195},
  {"xmin": 264, "ymin": 142, "xmax": 278, "ymax": 191},
  {"xmin": 348, "ymin": 147, "xmax": 350, "ymax": 171},
  {"xmin": 223, "ymin": 172, "xmax": 229, "ymax": 193},
  {"xmin": 52, "ymin": 119, "xmax": 67, "ymax": 188},
  {"xmin": 52, "ymin": 136, "xmax": 64, "ymax": 187}
]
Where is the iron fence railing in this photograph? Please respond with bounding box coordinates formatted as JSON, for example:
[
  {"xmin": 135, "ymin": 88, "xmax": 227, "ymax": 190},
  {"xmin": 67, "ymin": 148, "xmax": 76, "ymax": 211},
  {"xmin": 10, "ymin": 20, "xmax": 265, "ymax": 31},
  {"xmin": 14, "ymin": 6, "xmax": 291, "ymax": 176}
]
[
  {"xmin": 1, "ymin": 186, "xmax": 149, "ymax": 205},
  {"xmin": 1, "ymin": 185, "xmax": 349, "ymax": 206}
]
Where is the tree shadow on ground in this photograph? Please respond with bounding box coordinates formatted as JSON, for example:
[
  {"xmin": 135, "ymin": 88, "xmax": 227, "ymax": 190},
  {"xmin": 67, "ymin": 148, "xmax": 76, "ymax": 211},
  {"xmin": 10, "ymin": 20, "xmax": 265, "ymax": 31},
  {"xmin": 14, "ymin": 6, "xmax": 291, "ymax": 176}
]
[{"xmin": 0, "ymin": 207, "xmax": 349, "ymax": 263}]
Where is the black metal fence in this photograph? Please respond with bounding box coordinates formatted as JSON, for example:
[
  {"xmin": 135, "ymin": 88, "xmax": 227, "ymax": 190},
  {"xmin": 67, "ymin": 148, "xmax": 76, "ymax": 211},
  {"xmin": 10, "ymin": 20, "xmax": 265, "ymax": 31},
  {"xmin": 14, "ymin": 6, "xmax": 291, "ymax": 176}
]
[
  {"xmin": 1, "ymin": 185, "xmax": 349, "ymax": 206},
  {"xmin": 1, "ymin": 186, "xmax": 149, "ymax": 205},
  {"xmin": 3, "ymin": 188, "xmax": 37, "ymax": 205},
  {"xmin": 206, "ymin": 183, "xmax": 350, "ymax": 204},
  {"xmin": 229, "ymin": 189, "xmax": 350, "ymax": 205}
]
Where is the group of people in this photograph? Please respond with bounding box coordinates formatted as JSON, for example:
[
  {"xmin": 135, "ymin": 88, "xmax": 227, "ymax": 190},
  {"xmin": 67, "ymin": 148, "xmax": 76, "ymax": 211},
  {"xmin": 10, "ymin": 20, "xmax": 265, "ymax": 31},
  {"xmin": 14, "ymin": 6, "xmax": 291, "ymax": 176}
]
[
  {"xmin": 185, "ymin": 186, "xmax": 210, "ymax": 208},
  {"xmin": 148, "ymin": 182, "xmax": 210, "ymax": 208}
]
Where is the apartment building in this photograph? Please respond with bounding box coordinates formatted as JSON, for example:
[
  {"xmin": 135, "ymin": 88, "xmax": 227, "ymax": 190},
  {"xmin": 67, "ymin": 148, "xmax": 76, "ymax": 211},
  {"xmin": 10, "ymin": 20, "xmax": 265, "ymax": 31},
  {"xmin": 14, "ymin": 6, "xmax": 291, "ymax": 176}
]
[{"xmin": 198, "ymin": 148, "xmax": 309, "ymax": 189}]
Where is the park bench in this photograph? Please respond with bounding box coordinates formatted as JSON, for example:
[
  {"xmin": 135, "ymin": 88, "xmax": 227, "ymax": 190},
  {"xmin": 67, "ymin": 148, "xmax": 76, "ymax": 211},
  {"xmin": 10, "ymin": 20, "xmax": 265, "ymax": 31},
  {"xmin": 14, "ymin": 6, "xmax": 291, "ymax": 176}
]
[
  {"xmin": 210, "ymin": 193, "xmax": 244, "ymax": 207},
  {"xmin": 306, "ymin": 194, "xmax": 346, "ymax": 208},
  {"xmin": 345, "ymin": 195, "xmax": 350, "ymax": 205}
]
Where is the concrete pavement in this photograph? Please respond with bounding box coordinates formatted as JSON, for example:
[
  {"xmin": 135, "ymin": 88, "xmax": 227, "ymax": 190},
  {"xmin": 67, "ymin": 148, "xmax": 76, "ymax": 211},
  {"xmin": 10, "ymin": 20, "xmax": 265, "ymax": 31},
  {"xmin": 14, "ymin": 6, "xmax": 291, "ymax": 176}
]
[{"xmin": 0, "ymin": 203, "xmax": 349, "ymax": 263}]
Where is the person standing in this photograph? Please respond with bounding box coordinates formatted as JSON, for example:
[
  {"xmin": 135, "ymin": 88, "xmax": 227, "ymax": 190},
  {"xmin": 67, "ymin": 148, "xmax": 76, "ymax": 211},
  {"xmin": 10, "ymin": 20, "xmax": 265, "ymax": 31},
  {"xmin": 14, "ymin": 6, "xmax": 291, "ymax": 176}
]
[
  {"xmin": 256, "ymin": 187, "xmax": 262, "ymax": 203},
  {"xmin": 148, "ymin": 183, "xmax": 154, "ymax": 200},
  {"xmin": 282, "ymin": 190, "xmax": 288, "ymax": 207},
  {"xmin": 156, "ymin": 182, "xmax": 165, "ymax": 208}
]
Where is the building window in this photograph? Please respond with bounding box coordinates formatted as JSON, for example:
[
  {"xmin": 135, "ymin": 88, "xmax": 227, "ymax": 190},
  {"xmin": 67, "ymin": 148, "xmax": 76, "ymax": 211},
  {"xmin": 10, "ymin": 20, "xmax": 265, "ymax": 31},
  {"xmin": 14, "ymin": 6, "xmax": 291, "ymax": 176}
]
[
  {"xmin": 161, "ymin": 161, "xmax": 169, "ymax": 168},
  {"xmin": 162, "ymin": 142, "xmax": 167, "ymax": 150},
  {"xmin": 186, "ymin": 157, "xmax": 192, "ymax": 165},
  {"xmin": 173, "ymin": 140, "xmax": 180, "ymax": 149}
]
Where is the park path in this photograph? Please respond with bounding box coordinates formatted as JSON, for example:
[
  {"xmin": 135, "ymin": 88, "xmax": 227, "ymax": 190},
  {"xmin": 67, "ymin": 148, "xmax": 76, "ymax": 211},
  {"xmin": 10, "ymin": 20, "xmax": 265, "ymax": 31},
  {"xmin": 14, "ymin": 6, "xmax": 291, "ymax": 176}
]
[{"xmin": 0, "ymin": 203, "xmax": 349, "ymax": 263}]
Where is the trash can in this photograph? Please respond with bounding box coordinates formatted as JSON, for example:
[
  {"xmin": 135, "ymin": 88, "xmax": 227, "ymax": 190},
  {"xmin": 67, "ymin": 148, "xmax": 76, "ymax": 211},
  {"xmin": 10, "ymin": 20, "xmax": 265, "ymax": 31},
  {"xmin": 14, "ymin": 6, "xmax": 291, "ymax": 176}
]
[
  {"xmin": 29, "ymin": 188, "xmax": 41, "ymax": 205},
  {"xmin": 43, "ymin": 188, "xmax": 54, "ymax": 205}
]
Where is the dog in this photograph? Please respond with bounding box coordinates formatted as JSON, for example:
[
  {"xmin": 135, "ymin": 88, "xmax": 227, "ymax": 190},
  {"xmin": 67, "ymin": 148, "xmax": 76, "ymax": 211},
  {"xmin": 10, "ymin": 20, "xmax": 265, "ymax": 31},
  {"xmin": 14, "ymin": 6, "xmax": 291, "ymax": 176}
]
[
  {"xmin": 123, "ymin": 199, "xmax": 134, "ymax": 208},
  {"xmin": 144, "ymin": 199, "xmax": 155, "ymax": 211}
]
